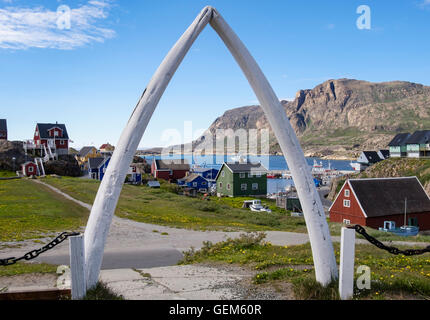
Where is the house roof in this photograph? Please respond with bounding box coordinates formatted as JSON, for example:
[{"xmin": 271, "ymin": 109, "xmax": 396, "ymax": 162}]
[
  {"xmin": 154, "ymin": 159, "xmax": 190, "ymax": 171},
  {"xmin": 388, "ymin": 133, "xmax": 411, "ymax": 147},
  {"xmin": 215, "ymin": 162, "xmax": 267, "ymax": 180},
  {"xmin": 0, "ymin": 119, "xmax": 7, "ymax": 131},
  {"xmin": 36, "ymin": 123, "xmax": 69, "ymax": 139},
  {"xmin": 78, "ymin": 146, "xmax": 96, "ymax": 157},
  {"xmin": 224, "ymin": 162, "xmax": 268, "ymax": 173},
  {"xmin": 179, "ymin": 173, "xmax": 207, "ymax": 183},
  {"xmin": 378, "ymin": 150, "xmax": 390, "ymax": 159},
  {"xmin": 348, "ymin": 177, "xmax": 430, "ymax": 218},
  {"xmin": 361, "ymin": 151, "xmax": 383, "ymax": 164},
  {"xmin": 88, "ymin": 157, "xmax": 108, "ymax": 169},
  {"xmin": 404, "ymin": 130, "xmax": 430, "ymax": 145},
  {"xmin": 192, "ymin": 167, "xmax": 218, "ymax": 173},
  {"xmin": 100, "ymin": 143, "xmax": 114, "ymax": 150}
]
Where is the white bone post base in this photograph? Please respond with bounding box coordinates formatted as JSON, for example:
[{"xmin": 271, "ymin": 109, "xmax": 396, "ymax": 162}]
[
  {"xmin": 339, "ymin": 227, "xmax": 356, "ymax": 300},
  {"xmin": 83, "ymin": 6, "xmax": 338, "ymax": 290}
]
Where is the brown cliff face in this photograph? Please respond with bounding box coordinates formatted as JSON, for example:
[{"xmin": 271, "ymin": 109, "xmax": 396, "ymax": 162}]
[{"xmin": 192, "ymin": 79, "xmax": 430, "ymax": 158}]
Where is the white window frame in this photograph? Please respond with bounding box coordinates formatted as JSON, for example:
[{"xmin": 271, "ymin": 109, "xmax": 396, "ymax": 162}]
[
  {"xmin": 221, "ymin": 171, "xmax": 225, "ymax": 177},
  {"xmin": 343, "ymin": 199, "xmax": 351, "ymax": 208},
  {"xmin": 343, "ymin": 219, "xmax": 351, "ymax": 225},
  {"xmin": 60, "ymin": 140, "xmax": 65, "ymax": 145},
  {"xmin": 227, "ymin": 183, "xmax": 231, "ymax": 190},
  {"xmin": 28, "ymin": 166, "xmax": 34, "ymax": 173},
  {"xmin": 344, "ymin": 189, "xmax": 350, "ymax": 197},
  {"xmin": 193, "ymin": 182, "xmax": 198, "ymax": 187},
  {"xmin": 239, "ymin": 172, "xmax": 245, "ymax": 178},
  {"xmin": 252, "ymin": 183, "xmax": 258, "ymax": 190},
  {"xmin": 241, "ymin": 183, "xmax": 247, "ymax": 190},
  {"xmin": 219, "ymin": 182, "xmax": 223, "ymax": 189},
  {"xmin": 248, "ymin": 172, "xmax": 253, "ymax": 178},
  {"xmin": 256, "ymin": 172, "xmax": 261, "ymax": 178}
]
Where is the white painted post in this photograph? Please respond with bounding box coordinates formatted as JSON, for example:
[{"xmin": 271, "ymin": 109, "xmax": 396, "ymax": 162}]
[
  {"xmin": 339, "ymin": 227, "xmax": 356, "ymax": 300},
  {"xmin": 69, "ymin": 234, "xmax": 86, "ymax": 300}
]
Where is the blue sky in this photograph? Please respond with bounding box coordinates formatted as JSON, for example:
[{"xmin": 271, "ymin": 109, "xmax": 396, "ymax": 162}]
[{"xmin": 1, "ymin": 0, "xmax": 430, "ymax": 149}]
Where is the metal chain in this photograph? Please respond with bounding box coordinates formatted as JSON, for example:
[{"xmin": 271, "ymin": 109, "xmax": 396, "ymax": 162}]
[
  {"xmin": 351, "ymin": 225, "xmax": 430, "ymax": 256},
  {"xmin": 0, "ymin": 232, "xmax": 80, "ymax": 266}
]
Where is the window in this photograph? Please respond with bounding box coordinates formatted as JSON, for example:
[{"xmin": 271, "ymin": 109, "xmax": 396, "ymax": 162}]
[
  {"xmin": 202, "ymin": 181, "xmax": 207, "ymax": 185},
  {"xmin": 227, "ymin": 184, "xmax": 231, "ymax": 190},
  {"xmin": 248, "ymin": 173, "xmax": 253, "ymax": 178},
  {"xmin": 239, "ymin": 173, "xmax": 245, "ymax": 178},
  {"xmin": 408, "ymin": 217, "xmax": 418, "ymax": 227},
  {"xmin": 252, "ymin": 183, "xmax": 258, "ymax": 190},
  {"xmin": 343, "ymin": 200, "xmax": 350, "ymax": 208},
  {"xmin": 344, "ymin": 189, "xmax": 350, "ymax": 197},
  {"xmin": 28, "ymin": 166, "xmax": 34, "ymax": 173},
  {"xmin": 219, "ymin": 182, "xmax": 223, "ymax": 189},
  {"xmin": 241, "ymin": 183, "xmax": 247, "ymax": 190},
  {"xmin": 221, "ymin": 171, "xmax": 225, "ymax": 177},
  {"xmin": 256, "ymin": 172, "xmax": 261, "ymax": 177},
  {"xmin": 343, "ymin": 219, "xmax": 351, "ymax": 225},
  {"xmin": 192, "ymin": 182, "xmax": 197, "ymax": 187},
  {"xmin": 54, "ymin": 131, "xmax": 59, "ymax": 137},
  {"xmin": 60, "ymin": 140, "xmax": 65, "ymax": 145}
]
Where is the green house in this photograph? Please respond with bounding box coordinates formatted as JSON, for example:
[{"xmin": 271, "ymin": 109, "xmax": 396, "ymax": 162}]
[
  {"xmin": 388, "ymin": 132, "xmax": 411, "ymax": 158},
  {"xmin": 405, "ymin": 130, "xmax": 430, "ymax": 158},
  {"xmin": 215, "ymin": 162, "xmax": 267, "ymax": 197}
]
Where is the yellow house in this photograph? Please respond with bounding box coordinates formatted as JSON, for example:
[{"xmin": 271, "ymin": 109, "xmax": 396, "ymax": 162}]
[{"xmin": 75, "ymin": 146, "xmax": 100, "ymax": 171}]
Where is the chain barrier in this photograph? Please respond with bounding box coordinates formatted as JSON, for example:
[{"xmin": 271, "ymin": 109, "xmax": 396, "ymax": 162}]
[
  {"xmin": 0, "ymin": 232, "xmax": 80, "ymax": 266},
  {"xmin": 351, "ymin": 225, "xmax": 430, "ymax": 256}
]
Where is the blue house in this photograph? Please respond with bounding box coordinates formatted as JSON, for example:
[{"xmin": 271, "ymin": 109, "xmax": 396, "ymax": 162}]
[
  {"xmin": 178, "ymin": 173, "xmax": 209, "ymax": 191},
  {"xmin": 88, "ymin": 157, "xmax": 111, "ymax": 181},
  {"xmin": 192, "ymin": 167, "xmax": 219, "ymax": 187}
]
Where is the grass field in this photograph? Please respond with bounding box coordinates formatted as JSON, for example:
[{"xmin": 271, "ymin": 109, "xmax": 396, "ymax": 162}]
[
  {"xmin": 0, "ymin": 170, "xmax": 17, "ymax": 178},
  {"xmin": 180, "ymin": 232, "xmax": 430, "ymax": 300},
  {"xmin": 0, "ymin": 178, "xmax": 89, "ymax": 241},
  {"xmin": 42, "ymin": 176, "xmax": 307, "ymax": 232},
  {"xmin": 41, "ymin": 176, "xmax": 430, "ymax": 242}
]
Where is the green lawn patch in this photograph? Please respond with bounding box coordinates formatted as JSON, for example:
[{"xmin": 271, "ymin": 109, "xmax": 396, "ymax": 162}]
[
  {"xmin": 42, "ymin": 177, "xmax": 309, "ymax": 232},
  {"xmin": 0, "ymin": 262, "xmax": 57, "ymax": 277},
  {"xmin": 0, "ymin": 171, "xmax": 17, "ymax": 178},
  {"xmin": 0, "ymin": 179, "xmax": 89, "ymax": 241},
  {"xmin": 179, "ymin": 232, "xmax": 430, "ymax": 300}
]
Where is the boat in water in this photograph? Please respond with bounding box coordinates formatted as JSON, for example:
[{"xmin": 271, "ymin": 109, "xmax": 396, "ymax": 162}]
[{"xmin": 230, "ymin": 153, "xmax": 247, "ymax": 163}]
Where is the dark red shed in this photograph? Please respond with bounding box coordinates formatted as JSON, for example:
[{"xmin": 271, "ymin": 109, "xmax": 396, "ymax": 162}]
[{"xmin": 329, "ymin": 177, "xmax": 430, "ymax": 231}]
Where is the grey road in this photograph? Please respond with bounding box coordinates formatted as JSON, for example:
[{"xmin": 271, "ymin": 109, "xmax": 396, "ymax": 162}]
[{"xmin": 35, "ymin": 248, "xmax": 183, "ymax": 270}]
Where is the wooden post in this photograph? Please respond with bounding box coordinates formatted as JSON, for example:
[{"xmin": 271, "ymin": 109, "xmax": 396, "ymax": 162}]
[
  {"xmin": 69, "ymin": 234, "xmax": 86, "ymax": 300},
  {"xmin": 339, "ymin": 226, "xmax": 356, "ymax": 300}
]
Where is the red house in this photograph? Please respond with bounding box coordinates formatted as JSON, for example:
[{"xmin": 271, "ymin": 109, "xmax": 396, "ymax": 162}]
[
  {"xmin": 33, "ymin": 123, "xmax": 70, "ymax": 156},
  {"xmin": 22, "ymin": 162, "xmax": 38, "ymax": 176},
  {"xmin": 329, "ymin": 177, "xmax": 430, "ymax": 231},
  {"xmin": 151, "ymin": 159, "xmax": 190, "ymax": 180}
]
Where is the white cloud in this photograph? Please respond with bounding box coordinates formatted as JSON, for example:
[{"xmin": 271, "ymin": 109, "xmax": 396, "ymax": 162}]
[
  {"xmin": 419, "ymin": 0, "xmax": 430, "ymax": 9},
  {"xmin": 0, "ymin": 0, "xmax": 115, "ymax": 49}
]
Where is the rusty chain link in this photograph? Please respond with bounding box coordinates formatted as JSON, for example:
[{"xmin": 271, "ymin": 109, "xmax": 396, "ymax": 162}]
[
  {"xmin": 0, "ymin": 232, "xmax": 80, "ymax": 266},
  {"xmin": 351, "ymin": 225, "xmax": 430, "ymax": 256}
]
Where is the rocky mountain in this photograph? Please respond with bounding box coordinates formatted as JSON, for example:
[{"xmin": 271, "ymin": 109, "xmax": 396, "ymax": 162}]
[{"xmin": 188, "ymin": 79, "xmax": 430, "ymax": 159}]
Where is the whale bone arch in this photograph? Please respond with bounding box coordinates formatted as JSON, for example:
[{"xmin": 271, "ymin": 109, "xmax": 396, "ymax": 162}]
[{"xmin": 84, "ymin": 6, "xmax": 338, "ymax": 289}]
